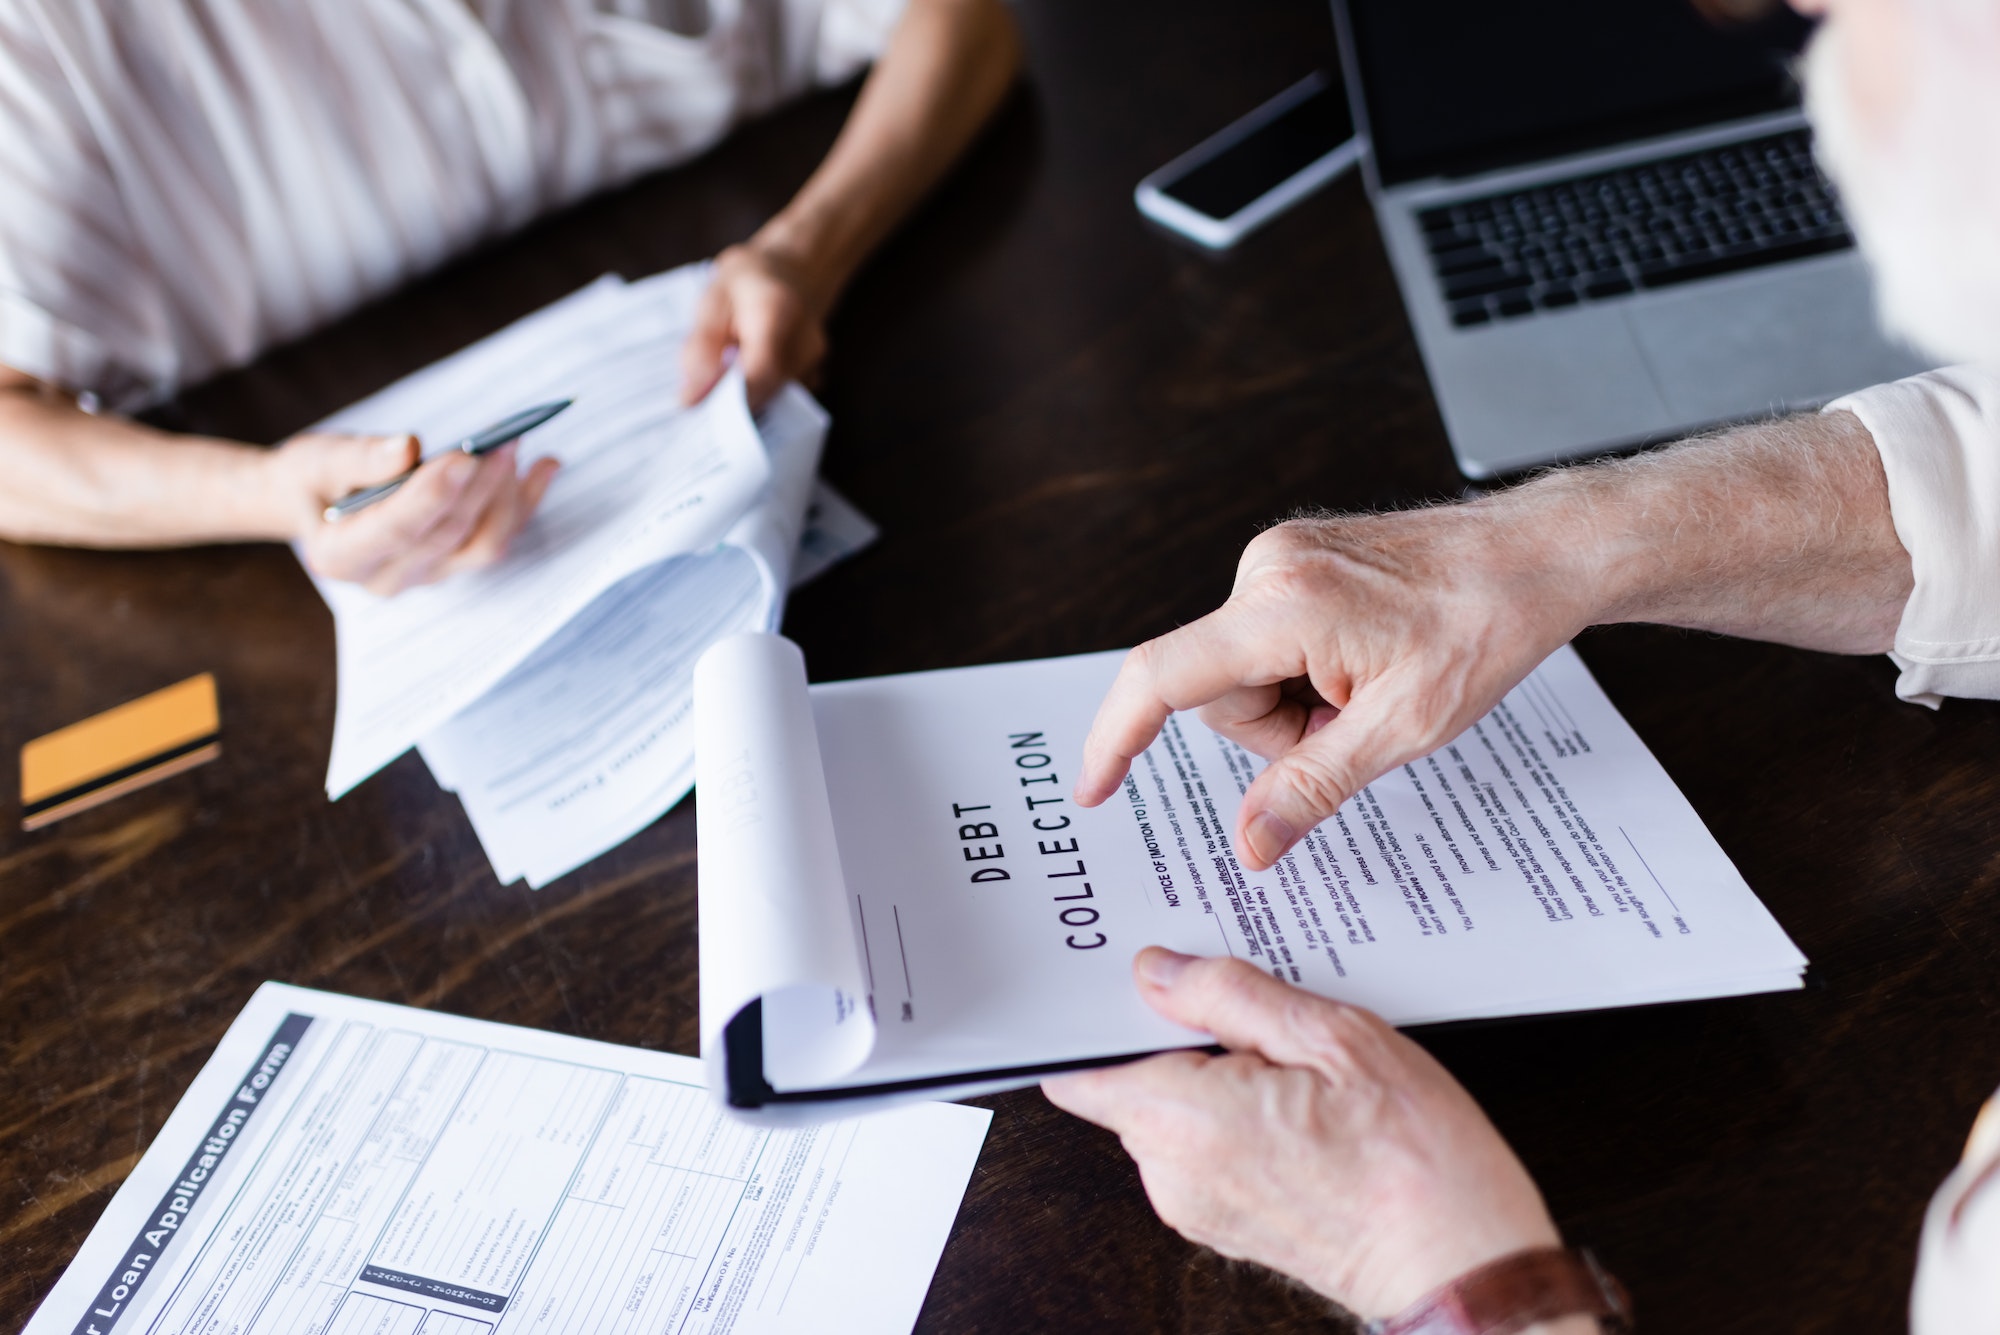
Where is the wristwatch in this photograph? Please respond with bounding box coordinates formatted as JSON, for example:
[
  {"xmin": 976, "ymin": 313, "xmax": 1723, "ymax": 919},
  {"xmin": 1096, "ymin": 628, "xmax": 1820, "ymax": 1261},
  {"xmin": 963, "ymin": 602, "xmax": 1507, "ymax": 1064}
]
[{"xmin": 1362, "ymin": 1247, "xmax": 1633, "ymax": 1335}]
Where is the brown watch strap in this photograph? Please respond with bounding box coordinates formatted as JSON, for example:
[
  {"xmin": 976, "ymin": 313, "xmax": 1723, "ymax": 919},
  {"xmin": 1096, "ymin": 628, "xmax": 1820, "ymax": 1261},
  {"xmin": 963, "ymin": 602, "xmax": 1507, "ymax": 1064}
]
[{"xmin": 1363, "ymin": 1247, "xmax": 1632, "ymax": 1335}]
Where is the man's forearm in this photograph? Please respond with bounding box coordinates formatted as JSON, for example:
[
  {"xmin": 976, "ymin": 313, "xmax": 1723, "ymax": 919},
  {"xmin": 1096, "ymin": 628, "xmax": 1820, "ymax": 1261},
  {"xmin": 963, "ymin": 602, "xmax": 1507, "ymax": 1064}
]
[
  {"xmin": 0, "ymin": 376, "xmax": 289, "ymax": 548},
  {"xmin": 752, "ymin": 0, "xmax": 1021, "ymax": 304},
  {"xmin": 1494, "ymin": 409, "xmax": 1913, "ymax": 654}
]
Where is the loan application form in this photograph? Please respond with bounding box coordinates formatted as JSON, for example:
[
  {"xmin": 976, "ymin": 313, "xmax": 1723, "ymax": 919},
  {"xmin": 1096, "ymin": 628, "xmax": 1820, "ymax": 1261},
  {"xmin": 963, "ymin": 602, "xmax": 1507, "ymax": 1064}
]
[{"xmin": 24, "ymin": 985, "xmax": 988, "ymax": 1335}]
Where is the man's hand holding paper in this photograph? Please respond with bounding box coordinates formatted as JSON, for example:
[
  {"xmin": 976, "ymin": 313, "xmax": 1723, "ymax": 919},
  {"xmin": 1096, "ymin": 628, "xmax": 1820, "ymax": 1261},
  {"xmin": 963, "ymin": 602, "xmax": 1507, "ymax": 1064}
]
[{"xmin": 1043, "ymin": 949, "xmax": 1572, "ymax": 1326}]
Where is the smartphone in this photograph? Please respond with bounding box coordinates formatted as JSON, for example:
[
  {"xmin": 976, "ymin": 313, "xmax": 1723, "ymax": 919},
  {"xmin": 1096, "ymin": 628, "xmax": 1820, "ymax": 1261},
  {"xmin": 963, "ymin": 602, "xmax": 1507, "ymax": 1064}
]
[{"xmin": 1135, "ymin": 72, "xmax": 1363, "ymax": 251}]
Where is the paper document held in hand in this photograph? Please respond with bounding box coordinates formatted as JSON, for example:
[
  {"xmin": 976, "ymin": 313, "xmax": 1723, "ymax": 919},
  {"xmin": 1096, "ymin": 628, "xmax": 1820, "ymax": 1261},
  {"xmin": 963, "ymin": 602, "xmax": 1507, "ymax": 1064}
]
[
  {"xmin": 692, "ymin": 634, "xmax": 1807, "ymax": 1123},
  {"xmin": 308, "ymin": 267, "xmax": 877, "ymax": 887},
  {"xmin": 315, "ymin": 270, "xmax": 774, "ymax": 798}
]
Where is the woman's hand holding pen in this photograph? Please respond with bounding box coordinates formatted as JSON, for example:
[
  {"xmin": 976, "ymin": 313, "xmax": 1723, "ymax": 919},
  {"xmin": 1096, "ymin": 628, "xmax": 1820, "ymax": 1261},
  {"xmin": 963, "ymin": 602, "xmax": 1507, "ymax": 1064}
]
[
  {"xmin": 276, "ymin": 432, "xmax": 560, "ymax": 596},
  {"xmin": 0, "ymin": 370, "xmax": 555, "ymax": 592}
]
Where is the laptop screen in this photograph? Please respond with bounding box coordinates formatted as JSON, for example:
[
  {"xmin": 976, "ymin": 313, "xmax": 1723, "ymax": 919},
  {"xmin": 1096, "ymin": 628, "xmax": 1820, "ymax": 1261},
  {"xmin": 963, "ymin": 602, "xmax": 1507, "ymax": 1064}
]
[{"xmin": 1337, "ymin": 0, "xmax": 1813, "ymax": 186}]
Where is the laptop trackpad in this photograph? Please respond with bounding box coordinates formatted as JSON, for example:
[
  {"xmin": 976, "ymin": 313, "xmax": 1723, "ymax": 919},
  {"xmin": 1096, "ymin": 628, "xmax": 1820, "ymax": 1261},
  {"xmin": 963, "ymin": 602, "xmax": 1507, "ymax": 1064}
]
[{"xmin": 1629, "ymin": 257, "xmax": 1931, "ymax": 424}]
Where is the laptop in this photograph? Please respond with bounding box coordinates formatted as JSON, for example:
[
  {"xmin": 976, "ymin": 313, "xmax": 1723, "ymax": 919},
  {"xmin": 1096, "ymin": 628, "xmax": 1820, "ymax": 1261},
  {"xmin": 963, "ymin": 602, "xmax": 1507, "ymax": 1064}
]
[{"xmin": 1329, "ymin": 0, "xmax": 1933, "ymax": 478}]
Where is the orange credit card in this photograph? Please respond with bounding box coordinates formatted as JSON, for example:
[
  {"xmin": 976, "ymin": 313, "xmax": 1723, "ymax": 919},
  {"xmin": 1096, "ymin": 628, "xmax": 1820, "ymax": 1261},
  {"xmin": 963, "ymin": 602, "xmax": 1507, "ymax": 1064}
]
[{"xmin": 20, "ymin": 674, "xmax": 220, "ymax": 830}]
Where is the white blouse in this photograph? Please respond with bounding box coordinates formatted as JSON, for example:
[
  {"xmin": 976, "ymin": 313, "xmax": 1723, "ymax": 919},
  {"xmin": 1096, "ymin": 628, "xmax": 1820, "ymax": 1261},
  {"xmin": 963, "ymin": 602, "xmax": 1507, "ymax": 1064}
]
[{"xmin": 0, "ymin": 0, "xmax": 903, "ymax": 408}]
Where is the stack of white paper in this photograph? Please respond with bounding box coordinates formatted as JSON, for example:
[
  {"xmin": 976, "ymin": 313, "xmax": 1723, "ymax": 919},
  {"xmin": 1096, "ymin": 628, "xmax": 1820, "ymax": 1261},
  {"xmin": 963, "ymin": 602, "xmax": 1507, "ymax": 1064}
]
[{"xmin": 312, "ymin": 266, "xmax": 876, "ymax": 886}]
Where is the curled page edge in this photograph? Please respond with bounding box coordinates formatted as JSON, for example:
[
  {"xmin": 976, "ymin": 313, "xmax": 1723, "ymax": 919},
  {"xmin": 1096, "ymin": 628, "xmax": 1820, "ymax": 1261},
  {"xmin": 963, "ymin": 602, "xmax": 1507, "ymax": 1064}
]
[
  {"xmin": 725, "ymin": 383, "xmax": 831, "ymax": 627},
  {"xmin": 695, "ymin": 632, "xmax": 876, "ymax": 1107}
]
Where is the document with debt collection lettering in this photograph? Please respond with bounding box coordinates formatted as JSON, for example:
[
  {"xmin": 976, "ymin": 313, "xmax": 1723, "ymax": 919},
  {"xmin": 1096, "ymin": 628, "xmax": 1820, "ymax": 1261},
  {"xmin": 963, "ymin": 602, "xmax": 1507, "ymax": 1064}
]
[
  {"xmin": 23, "ymin": 984, "xmax": 988, "ymax": 1335},
  {"xmin": 692, "ymin": 634, "xmax": 1807, "ymax": 1122}
]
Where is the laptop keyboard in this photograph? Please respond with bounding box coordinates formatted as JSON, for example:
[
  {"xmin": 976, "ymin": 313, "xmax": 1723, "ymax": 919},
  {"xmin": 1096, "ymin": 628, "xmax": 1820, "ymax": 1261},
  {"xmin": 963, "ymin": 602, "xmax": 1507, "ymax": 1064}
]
[{"xmin": 1418, "ymin": 129, "xmax": 1854, "ymax": 328}]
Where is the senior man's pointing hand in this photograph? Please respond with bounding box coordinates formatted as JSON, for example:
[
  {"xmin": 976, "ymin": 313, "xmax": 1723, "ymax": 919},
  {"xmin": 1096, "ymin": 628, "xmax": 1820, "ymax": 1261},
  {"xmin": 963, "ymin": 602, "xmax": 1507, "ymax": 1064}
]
[
  {"xmin": 1073, "ymin": 501, "xmax": 1587, "ymax": 870},
  {"xmin": 1072, "ymin": 409, "xmax": 1912, "ymax": 870}
]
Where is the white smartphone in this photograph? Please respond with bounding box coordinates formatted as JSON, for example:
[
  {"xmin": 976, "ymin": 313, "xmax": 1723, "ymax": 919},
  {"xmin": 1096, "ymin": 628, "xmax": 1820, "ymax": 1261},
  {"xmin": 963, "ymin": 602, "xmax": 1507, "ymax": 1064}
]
[{"xmin": 1134, "ymin": 71, "xmax": 1364, "ymax": 251}]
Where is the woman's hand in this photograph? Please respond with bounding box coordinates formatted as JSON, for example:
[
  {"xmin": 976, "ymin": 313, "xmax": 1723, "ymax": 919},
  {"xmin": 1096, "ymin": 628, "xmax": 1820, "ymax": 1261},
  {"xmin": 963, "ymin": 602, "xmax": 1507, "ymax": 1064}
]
[
  {"xmin": 678, "ymin": 0, "xmax": 1023, "ymax": 413},
  {"xmin": 274, "ymin": 432, "xmax": 559, "ymax": 596},
  {"xmin": 680, "ymin": 242, "xmax": 831, "ymax": 412},
  {"xmin": 1044, "ymin": 949, "xmax": 1575, "ymax": 1325}
]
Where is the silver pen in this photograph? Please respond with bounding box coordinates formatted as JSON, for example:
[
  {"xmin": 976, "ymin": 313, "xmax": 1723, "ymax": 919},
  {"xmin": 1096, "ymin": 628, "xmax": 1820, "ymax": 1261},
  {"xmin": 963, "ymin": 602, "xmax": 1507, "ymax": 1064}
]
[{"xmin": 322, "ymin": 399, "xmax": 573, "ymax": 522}]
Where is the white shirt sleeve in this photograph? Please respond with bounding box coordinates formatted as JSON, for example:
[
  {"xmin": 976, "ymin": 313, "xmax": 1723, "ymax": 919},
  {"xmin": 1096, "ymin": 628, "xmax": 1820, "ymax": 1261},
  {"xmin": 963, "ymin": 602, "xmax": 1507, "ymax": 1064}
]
[
  {"xmin": 1911, "ymin": 1093, "xmax": 2000, "ymax": 1335},
  {"xmin": 1827, "ymin": 366, "xmax": 2000, "ymax": 706}
]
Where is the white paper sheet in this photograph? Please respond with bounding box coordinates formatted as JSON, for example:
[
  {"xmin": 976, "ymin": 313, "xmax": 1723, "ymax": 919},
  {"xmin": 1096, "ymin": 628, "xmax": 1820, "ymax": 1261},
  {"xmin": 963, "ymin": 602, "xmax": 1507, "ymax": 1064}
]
[
  {"xmin": 314, "ymin": 268, "xmax": 771, "ymax": 797},
  {"xmin": 695, "ymin": 636, "xmax": 878, "ymax": 1102},
  {"xmin": 417, "ymin": 384, "xmax": 836, "ymax": 887},
  {"xmin": 24, "ymin": 984, "xmax": 990, "ymax": 1335},
  {"xmin": 693, "ymin": 635, "xmax": 1808, "ymax": 1120}
]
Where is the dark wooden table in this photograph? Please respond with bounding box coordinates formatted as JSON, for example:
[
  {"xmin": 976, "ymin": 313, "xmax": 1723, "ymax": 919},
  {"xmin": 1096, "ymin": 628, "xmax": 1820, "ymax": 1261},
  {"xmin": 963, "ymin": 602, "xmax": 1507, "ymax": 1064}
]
[{"xmin": 7, "ymin": 2, "xmax": 2000, "ymax": 1330}]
